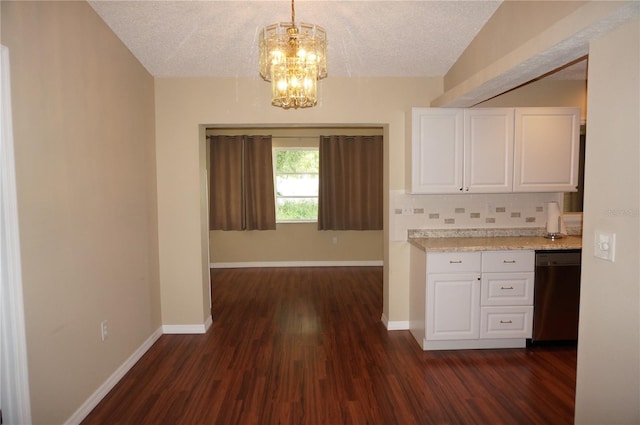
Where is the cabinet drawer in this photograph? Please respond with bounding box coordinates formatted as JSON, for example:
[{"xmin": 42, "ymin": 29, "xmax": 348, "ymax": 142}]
[
  {"xmin": 427, "ymin": 252, "xmax": 481, "ymax": 273},
  {"xmin": 480, "ymin": 306, "xmax": 533, "ymax": 339},
  {"xmin": 481, "ymin": 272, "xmax": 534, "ymax": 306},
  {"xmin": 482, "ymin": 250, "xmax": 534, "ymax": 272}
]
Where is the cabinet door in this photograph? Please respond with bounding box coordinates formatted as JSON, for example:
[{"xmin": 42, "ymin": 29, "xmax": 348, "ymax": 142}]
[
  {"xmin": 464, "ymin": 109, "xmax": 514, "ymax": 193},
  {"xmin": 426, "ymin": 273, "xmax": 480, "ymax": 340},
  {"xmin": 513, "ymin": 107, "xmax": 580, "ymax": 192},
  {"xmin": 410, "ymin": 108, "xmax": 464, "ymax": 194}
]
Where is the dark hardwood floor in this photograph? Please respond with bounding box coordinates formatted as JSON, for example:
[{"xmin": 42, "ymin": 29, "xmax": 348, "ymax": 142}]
[{"xmin": 82, "ymin": 267, "xmax": 576, "ymax": 425}]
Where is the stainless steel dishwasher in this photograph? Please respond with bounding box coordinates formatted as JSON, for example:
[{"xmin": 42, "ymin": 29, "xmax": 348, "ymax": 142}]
[{"xmin": 531, "ymin": 249, "xmax": 582, "ymax": 343}]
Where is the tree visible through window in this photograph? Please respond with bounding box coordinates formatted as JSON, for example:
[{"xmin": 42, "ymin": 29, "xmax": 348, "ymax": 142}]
[{"xmin": 274, "ymin": 149, "xmax": 319, "ymax": 222}]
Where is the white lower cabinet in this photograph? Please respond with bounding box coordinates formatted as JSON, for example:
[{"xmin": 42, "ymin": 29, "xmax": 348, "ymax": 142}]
[
  {"xmin": 410, "ymin": 247, "xmax": 535, "ymax": 350},
  {"xmin": 480, "ymin": 251, "xmax": 534, "ymax": 341},
  {"xmin": 427, "ymin": 272, "xmax": 481, "ymax": 341}
]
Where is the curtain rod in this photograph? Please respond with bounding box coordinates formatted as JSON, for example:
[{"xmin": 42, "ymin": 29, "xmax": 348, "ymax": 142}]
[
  {"xmin": 206, "ymin": 135, "xmax": 321, "ymax": 139},
  {"xmin": 207, "ymin": 135, "xmax": 381, "ymax": 139}
]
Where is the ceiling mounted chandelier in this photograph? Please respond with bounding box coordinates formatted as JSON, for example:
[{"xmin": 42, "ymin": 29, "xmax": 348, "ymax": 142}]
[{"xmin": 259, "ymin": 0, "xmax": 327, "ymax": 109}]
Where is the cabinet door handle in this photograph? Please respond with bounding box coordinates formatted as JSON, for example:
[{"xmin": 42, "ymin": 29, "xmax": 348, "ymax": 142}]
[
  {"xmin": 503, "ymin": 260, "xmax": 516, "ymax": 264},
  {"xmin": 501, "ymin": 286, "xmax": 514, "ymax": 290},
  {"xmin": 449, "ymin": 260, "xmax": 463, "ymax": 264},
  {"xmin": 500, "ymin": 320, "xmax": 513, "ymax": 324}
]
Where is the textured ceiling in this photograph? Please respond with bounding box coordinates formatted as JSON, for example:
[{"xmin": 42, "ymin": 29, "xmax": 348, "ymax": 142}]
[{"xmin": 89, "ymin": 0, "xmax": 507, "ymax": 79}]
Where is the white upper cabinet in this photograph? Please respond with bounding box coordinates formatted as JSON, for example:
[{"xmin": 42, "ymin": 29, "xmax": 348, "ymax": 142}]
[
  {"xmin": 410, "ymin": 108, "xmax": 464, "ymax": 194},
  {"xmin": 410, "ymin": 108, "xmax": 514, "ymax": 194},
  {"xmin": 513, "ymin": 107, "xmax": 580, "ymax": 192},
  {"xmin": 410, "ymin": 107, "xmax": 580, "ymax": 194},
  {"xmin": 464, "ymin": 109, "xmax": 514, "ymax": 193}
]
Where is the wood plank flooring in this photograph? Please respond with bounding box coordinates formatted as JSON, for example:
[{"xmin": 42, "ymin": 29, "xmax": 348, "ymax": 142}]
[{"xmin": 81, "ymin": 267, "xmax": 576, "ymax": 425}]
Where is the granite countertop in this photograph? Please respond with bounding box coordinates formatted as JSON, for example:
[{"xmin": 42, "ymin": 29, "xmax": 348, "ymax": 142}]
[
  {"xmin": 407, "ymin": 227, "xmax": 582, "ymax": 252},
  {"xmin": 408, "ymin": 234, "xmax": 582, "ymax": 252}
]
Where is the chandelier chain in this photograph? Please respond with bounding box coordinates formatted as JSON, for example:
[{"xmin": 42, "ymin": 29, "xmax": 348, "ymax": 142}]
[{"xmin": 291, "ymin": 0, "xmax": 295, "ymax": 26}]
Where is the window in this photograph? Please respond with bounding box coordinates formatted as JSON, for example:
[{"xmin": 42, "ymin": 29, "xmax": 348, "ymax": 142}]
[{"xmin": 274, "ymin": 148, "xmax": 319, "ymax": 222}]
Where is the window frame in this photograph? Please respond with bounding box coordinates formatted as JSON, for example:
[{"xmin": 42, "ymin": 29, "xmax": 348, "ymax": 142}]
[{"xmin": 272, "ymin": 147, "xmax": 320, "ymax": 223}]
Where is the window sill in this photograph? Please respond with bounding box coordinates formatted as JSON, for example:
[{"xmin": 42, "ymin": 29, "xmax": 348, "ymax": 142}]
[{"xmin": 276, "ymin": 220, "xmax": 317, "ymax": 224}]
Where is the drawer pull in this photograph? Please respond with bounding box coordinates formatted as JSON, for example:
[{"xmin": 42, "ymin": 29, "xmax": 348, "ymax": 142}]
[
  {"xmin": 500, "ymin": 320, "xmax": 513, "ymax": 324},
  {"xmin": 503, "ymin": 260, "xmax": 516, "ymax": 264},
  {"xmin": 449, "ymin": 260, "xmax": 463, "ymax": 264},
  {"xmin": 501, "ymin": 286, "xmax": 514, "ymax": 290}
]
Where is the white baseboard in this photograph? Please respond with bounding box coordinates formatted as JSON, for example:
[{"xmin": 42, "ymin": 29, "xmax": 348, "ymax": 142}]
[
  {"xmin": 210, "ymin": 260, "xmax": 383, "ymax": 269},
  {"xmin": 65, "ymin": 327, "xmax": 163, "ymax": 425},
  {"xmin": 162, "ymin": 314, "xmax": 212, "ymax": 334},
  {"xmin": 381, "ymin": 313, "xmax": 410, "ymax": 331},
  {"xmin": 65, "ymin": 316, "xmax": 213, "ymax": 424}
]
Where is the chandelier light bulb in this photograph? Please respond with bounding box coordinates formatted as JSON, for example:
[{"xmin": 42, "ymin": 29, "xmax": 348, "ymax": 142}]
[
  {"xmin": 277, "ymin": 79, "xmax": 287, "ymax": 93},
  {"xmin": 303, "ymin": 78, "xmax": 313, "ymax": 90},
  {"xmin": 271, "ymin": 50, "xmax": 284, "ymax": 64}
]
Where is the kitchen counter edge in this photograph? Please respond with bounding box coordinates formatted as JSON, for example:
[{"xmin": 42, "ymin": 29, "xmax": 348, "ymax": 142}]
[{"xmin": 408, "ymin": 235, "xmax": 582, "ymax": 253}]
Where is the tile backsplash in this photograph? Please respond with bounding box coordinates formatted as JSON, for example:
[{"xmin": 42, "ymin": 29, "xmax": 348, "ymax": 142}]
[{"xmin": 390, "ymin": 191, "xmax": 566, "ymax": 241}]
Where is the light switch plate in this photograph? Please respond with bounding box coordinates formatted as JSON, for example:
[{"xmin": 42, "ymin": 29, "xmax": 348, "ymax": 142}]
[{"xmin": 594, "ymin": 230, "xmax": 616, "ymax": 262}]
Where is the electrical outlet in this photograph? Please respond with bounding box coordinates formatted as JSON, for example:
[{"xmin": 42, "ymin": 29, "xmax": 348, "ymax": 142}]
[
  {"xmin": 594, "ymin": 230, "xmax": 616, "ymax": 262},
  {"xmin": 101, "ymin": 320, "xmax": 109, "ymax": 341}
]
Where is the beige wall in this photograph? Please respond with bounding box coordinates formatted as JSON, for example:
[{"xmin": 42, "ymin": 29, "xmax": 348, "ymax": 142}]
[
  {"xmin": 478, "ymin": 79, "xmax": 587, "ymax": 122},
  {"xmin": 154, "ymin": 76, "xmax": 443, "ymax": 329},
  {"xmin": 1, "ymin": 2, "xmax": 159, "ymax": 423},
  {"xmin": 575, "ymin": 17, "xmax": 640, "ymax": 423},
  {"xmin": 211, "ymin": 225, "xmax": 383, "ymax": 264}
]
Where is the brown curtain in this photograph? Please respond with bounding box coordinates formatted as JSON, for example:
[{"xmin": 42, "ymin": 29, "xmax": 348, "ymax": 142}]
[
  {"xmin": 244, "ymin": 136, "xmax": 276, "ymax": 230},
  {"xmin": 318, "ymin": 135, "xmax": 383, "ymax": 230},
  {"xmin": 209, "ymin": 135, "xmax": 276, "ymax": 230}
]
